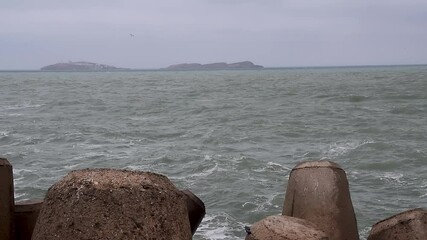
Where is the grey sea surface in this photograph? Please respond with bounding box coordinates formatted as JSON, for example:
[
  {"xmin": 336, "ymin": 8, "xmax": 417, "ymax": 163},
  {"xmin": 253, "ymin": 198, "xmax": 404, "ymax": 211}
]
[{"xmin": 1, "ymin": 66, "xmax": 426, "ymax": 239}]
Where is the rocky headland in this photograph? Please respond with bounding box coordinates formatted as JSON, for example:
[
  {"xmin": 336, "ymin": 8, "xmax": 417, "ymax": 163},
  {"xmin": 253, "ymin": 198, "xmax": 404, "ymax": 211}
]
[
  {"xmin": 40, "ymin": 61, "xmax": 128, "ymax": 71},
  {"xmin": 163, "ymin": 61, "xmax": 264, "ymax": 70}
]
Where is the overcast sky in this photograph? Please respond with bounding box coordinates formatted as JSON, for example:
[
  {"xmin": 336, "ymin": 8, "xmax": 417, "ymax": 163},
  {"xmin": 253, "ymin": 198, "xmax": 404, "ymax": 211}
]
[{"xmin": 1, "ymin": 0, "xmax": 427, "ymax": 69}]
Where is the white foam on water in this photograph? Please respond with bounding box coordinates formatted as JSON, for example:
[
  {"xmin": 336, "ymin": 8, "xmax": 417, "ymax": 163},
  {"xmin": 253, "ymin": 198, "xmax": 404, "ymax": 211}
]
[
  {"xmin": 197, "ymin": 226, "xmax": 229, "ymax": 240},
  {"xmin": 70, "ymin": 151, "xmax": 106, "ymax": 160},
  {"xmin": 347, "ymin": 170, "xmax": 361, "ymax": 181},
  {"xmin": 78, "ymin": 143, "xmax": 106, "ymax": 150},
  {"xmin": 5, "ymin": 113, "xmax": 23, "ymax": 116},
  {"xmin": 247, "ymin": 193, "xmax": 281, "ymax": 212},
  {"xmin": 265, "ymin": 161, "xmax": 292, "ymax": 172},
  {"xmin": 14, "ymin": 192, "xmax": 28, "ymax": 199},
  {"xmin": 171, "ymin": 162, "xmax": 219, "ymax": 182},
  {"xmin": 191, "ymin": 163, "xmax": 219, "ymax": 178},
  {"xmin": 194, "ymin": 214, "xmax": 242, "ymax": 240},
  {"xmin": 379, "ymin": 172, "xmax": 404, "ymax": 184},
  {"xmin": 13, "ymin": 168, "xmax": 37, "ymax": 176},
  {"xmin": 32, "ymin": 147, "xmax": 42, "ymax": 153},
  {"xmin": 63, "ymin": 162, "xmax": 85, "ymax": 170},
  {"xmin": 359, "ymin": 226, "xmax": 372, "ymax": 240},
  {"xmin": 420, "ymin": 180, "xmax": 427, "ymax": 198},
  {"xmin": 126, "ymin": 165, "xmax": 142, "ymax": 171},
  {"xmin": 0, "ymin": 130, "xmax": 10, "ymax": 137},
  {"xmin": 1, "ymin": 103, "xmax": 43, "ymax": 111},
  {"xmin": 322, "ymin": 139, "xmax": 375, "ymax": 158},
  {"xmin": 12, "ymin": 168, "xmax": 39, "ymax": 190},
  {"xmin": 125, "ymin": 164, "xmax": 156, "ymax": 172}
]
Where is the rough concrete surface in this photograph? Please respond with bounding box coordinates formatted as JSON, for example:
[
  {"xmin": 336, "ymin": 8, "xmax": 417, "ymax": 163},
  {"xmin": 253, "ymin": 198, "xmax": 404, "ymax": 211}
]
[
  {"xmin": 282, "ymin": 160, "xmax": 359, "ymax": 240},
  {"xmin": 368, "ymin": 208, "xmax": 427, "ymax": 240},
  {"xmin": 32, "ymin": 168, "xmax": 191, "ymax": 240},
  {"xmin": 245, "ymin": 215, "xmax": 329, "ymax": 240}
]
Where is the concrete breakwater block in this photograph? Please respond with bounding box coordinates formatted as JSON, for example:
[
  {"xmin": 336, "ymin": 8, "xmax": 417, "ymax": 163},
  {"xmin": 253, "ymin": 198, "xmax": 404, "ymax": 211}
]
[
  {"xmin": 1, "ymin": 158, "xmax": 15, "ymax": 240},
  {"xmin": 282, "ymin": 161, "xmax": 359, "ymax": 240},
  {"xmin": 367, "ymin": 208, "xmax": 427, "ymax": 240},
  {"xmin": 14, "ymin": 199, "xmax": 43, "ymax": 240},
  {"xmin": 181, "ymin": 189, "xmax": 206, "ymax": 235},
  {"xmin": 32, "ymin": 169, "xmax": 192, "ymax": 240},
  {"xmin": 245, "ymin": 215, "xmax": 329, "ymax": 240}
]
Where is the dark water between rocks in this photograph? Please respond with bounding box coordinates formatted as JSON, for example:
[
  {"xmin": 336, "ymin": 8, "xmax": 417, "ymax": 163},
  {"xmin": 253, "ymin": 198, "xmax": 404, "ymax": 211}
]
[{"xmin": 1, "ymin": 66, "xmax": 426, "ymax": 239}]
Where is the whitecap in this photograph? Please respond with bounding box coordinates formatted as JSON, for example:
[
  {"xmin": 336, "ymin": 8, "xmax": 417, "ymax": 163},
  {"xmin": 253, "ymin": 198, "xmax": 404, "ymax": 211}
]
[
  {"xmin": 244, "ymin": 193, "xmax": 282, "ymax": 213},
  {"xmin": 6, "ymin": 113, "xmax": 23, "ymax": 116},
  {"xmin": 171, "ymin": 162, "xmax": 219, "ymax": 182},
  {"xmin": 347, "ymin": 170, "xmax": 362, "ymax": 181},
  {"xmin": 266, "ymin": 161, "xmax": 292, "ymax": 171},
  {"xmin": 251, "ymin": 162, "xmax": 291, "ymax": 177},
  {"xmin": 14, "ymin": 192, "xmax": 28, "ymax": 199},
  {"xmin": 379, "ymin": 172, "xmax": 404, "ymax": 184},
  {"xmin": 191, "ymin": 162, "xmax": 218, "ymax": 178},
  {"xmin": 126, "ymin": 165, "xmax": 141, "ymax": 171},
  {"xmin": 359, "ymin": 226, "xmax": 371, "ymax": 240},
  {"xmin": 0, "ymin": 130, "xmax": 10, "ymax": 137},
  {"xmin": 13, "ymin": 168, "xmax": 37, "ymax": 175},
  {"xmin": 63, "ymin": 162, "xmax": 85, "ymax": 170},
  {"xmin": 69, "ymin": 152, "xmax": 106, "ymax": 161},
  {"xmin": 1, "ymin": 103, "xmax": 42, "ymax": 111},
  {"xmin": 194, "ymin": 214, "xmax": 242, "ymax": 240},
  {"xmin": 197, "ymin": 226, "xmax": 229, "ymax": 240},
  {"xmin": 126, "ymin": 165, "xmax": 154, "ymax": 172},
  {"xmin": 322, "ymin": 139, "xmax": 374, "ymax": 158},
  {"xmin": 420, "ymin": 180, "xmax": 427, "ymax": 198}
]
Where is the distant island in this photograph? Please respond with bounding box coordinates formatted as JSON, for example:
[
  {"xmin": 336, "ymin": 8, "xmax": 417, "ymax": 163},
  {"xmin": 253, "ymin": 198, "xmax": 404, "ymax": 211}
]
[
  {"xmin": 40, "ymin": 61, "xmax": 128, "ymax": 71},
  {"xmin": 40, "ymin": 60, "xmax": 263, "ymax": 71},
  {"xmin": 163, "ymin": 61, "xmax": 264, "ymax": 70}
]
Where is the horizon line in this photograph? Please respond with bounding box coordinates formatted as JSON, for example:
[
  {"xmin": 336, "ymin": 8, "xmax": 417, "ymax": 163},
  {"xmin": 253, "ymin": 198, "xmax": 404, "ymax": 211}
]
[{"xmin": 1, "ymin": 63, "xmax": 427, "ymax": 72}]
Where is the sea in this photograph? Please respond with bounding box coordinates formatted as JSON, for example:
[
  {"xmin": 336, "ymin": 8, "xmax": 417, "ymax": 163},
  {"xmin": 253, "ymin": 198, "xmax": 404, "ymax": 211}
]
[{"xmin": 1, "ymin": 66, "xmax": 426, "ymax": 239}]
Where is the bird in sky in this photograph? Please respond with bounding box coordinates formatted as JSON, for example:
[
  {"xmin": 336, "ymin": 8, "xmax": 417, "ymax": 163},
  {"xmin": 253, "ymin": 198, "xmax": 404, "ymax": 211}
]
[{"xmin": 129, "ymin": 33, "xmax": 135, "ymax": 37}]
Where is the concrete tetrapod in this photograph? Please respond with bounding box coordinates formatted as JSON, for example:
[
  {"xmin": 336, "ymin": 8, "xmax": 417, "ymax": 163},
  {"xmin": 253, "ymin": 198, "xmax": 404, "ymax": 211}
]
[
  {"xmin": 0, "ymin": 158, "xmax": 15, "ymax": 240},
  {"xmin": 32, "ymin": 169, "xmax": 192, "ymax": 240},
  {"xmin": 181, "ymin": 189, "xmax": 206, "ymax": 235},
  {"xmin": 245, "ymin": 215, "xmax": 329, "ymax": 240},
  {"xmin": 282, "ymin": 161, "xmax": 359, "ymax": 240},
  {"xmin": 367, "ymin": 208, "xmax": 427, "ymax": 240},
  {"xmin": 14, "ymin": 199, "xmax": 43, "ymax": 240}
]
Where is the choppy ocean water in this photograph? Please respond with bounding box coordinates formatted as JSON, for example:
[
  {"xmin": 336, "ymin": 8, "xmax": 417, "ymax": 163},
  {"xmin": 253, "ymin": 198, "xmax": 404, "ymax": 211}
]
[{"xmin": 0, "ymin": 66, "xmax": 426, "ymax": 239}]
